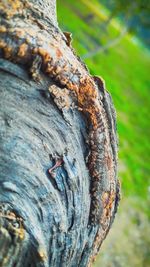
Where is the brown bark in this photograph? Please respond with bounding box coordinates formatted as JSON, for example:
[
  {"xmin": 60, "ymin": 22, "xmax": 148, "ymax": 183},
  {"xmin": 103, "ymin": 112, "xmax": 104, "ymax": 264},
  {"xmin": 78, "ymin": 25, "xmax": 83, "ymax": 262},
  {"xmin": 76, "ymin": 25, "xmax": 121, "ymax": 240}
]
[{"xmin": 0, "ymin": 0, "xmax": 120, "ymax": 266}]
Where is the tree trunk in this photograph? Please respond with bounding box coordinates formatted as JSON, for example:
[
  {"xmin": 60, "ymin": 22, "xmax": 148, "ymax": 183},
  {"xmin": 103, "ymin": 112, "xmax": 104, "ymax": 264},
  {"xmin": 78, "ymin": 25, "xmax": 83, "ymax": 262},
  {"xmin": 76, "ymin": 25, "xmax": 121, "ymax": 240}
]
[{"xmin": 0, "ymin": 1, "xmax": 120, "ymax": 266}]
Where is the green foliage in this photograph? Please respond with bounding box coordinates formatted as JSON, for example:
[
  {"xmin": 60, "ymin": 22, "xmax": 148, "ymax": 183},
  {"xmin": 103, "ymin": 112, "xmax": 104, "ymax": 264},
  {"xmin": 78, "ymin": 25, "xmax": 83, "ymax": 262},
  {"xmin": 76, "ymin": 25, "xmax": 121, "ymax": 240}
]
[
  {"xmin": 102, "ymin": 0, "xmax": 150, "ymax": 15},
  {"xmin": 100, "ymin": 0, "xmax": 150, "ymax": 47}
]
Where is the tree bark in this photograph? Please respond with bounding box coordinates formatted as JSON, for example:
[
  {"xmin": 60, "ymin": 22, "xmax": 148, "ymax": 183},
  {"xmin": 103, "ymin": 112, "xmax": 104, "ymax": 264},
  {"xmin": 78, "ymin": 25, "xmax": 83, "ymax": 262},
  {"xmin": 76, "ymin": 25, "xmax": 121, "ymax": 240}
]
[{"xmin": 0, "ymin": 0, "xmax": 120, "ymax": 266}]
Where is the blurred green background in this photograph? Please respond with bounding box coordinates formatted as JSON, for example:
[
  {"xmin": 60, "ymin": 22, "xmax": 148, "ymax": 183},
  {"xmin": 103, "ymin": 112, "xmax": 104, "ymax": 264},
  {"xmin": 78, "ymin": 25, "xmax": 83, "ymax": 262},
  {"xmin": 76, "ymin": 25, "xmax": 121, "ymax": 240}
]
[{"xmin": 57, "ymin": 1, "xmax": 150, "ymax": 266}]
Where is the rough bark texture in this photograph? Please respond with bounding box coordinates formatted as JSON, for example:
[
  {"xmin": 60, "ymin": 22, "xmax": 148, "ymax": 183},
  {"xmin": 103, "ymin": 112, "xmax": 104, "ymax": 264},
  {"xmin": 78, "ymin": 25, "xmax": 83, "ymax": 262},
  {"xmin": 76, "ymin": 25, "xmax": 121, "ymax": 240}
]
[{"xmin": 0, "ymin": 0, "xmax": 120, "ymax": 266}]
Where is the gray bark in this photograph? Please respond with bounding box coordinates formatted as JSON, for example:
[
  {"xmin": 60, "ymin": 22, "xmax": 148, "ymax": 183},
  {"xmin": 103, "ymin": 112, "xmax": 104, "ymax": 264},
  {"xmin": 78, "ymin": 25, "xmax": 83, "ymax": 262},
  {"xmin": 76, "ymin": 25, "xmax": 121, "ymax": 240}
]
[
  {"xmin": 0, "ymin": 0, "xmax": 119, "ymax": 266},
  {"xmin": 28, "ymin": 0, "xmax": 58, "ymax": 26},
  {"xmin": 0, "ymin": 59, "xmax": 93, "ymax": 267}
]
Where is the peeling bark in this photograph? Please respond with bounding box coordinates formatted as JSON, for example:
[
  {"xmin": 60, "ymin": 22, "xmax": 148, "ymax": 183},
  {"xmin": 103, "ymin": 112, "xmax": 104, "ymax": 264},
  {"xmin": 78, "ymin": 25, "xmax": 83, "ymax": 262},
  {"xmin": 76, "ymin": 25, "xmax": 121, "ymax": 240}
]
[{"xmin": 0, "ymin": 0, "xmax": 120, "ymax": 266}]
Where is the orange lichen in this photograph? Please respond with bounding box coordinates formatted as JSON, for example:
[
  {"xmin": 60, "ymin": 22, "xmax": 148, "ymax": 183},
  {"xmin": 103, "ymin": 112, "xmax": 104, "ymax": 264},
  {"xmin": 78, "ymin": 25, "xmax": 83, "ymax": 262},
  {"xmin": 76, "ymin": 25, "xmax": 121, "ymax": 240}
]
[
  {"xmin": 0, "ymin": 210, "xmax": 25, "ymax": 240},
  {"xmin": 0, "ymin": 28, "xmax": 100, "ymax": 132},
  {"xmin": 15, "ymin": 29, "xmax": 26, "ymax": 38},
  {"xmin": 14, "ymin": 222, "xmax": 25, "ymax": 240},
  {"xmin": 105, "ymin": 154, "xmax": 113, "ymax": 170},
  {"xmin": 33, "ymin": 48, "xmax": 51, "ymax": 63},
  {"xmin": 0, "ymin": 26, "xmax": 7, "ymax": 33},
  {"xmin": 102, "ymin": 192, "xmax": 110, "ymax": 207},
  {"xmin": 61, "ymin": 77, "xmax": 100, "ymax": 129},
  {"xmin": 3, "ymin": 46, "xmax": 13, "ymax": 59},
  {"xmin": 0, "ymin": 40, "xmax": 7, "ymax": 49},
  {"xmin": 75, "ymin": 79, "xmax": 99, "ymax": 128},
  {"xmin": 18, "ymin": 43, "xmax": 28, "ymax": 57},
  {"xmin": 56, "ymin": 48, "xmax": 63, "ymax": 58},
  {"xmin": 48, "ymin": 85, "xmax": 71, "ymax": 110},
  {"xmin": 0, "ymin": 0, "xmax": 24, "ymax": 18},
  {"xmin": 31, "ymin": 45, "xmax": 101, "ymax": 129},
  {"xmin": 101, "ymin": 191, "xmax": 115, "ymax": 219}
]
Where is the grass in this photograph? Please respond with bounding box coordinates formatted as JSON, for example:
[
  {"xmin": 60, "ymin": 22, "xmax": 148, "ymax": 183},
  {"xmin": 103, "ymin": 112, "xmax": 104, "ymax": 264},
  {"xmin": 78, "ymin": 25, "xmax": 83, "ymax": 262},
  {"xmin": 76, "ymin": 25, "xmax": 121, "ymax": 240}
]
[
  {"xmin": 57, "ymin": 0, "xmax": 150, "ymax": 266},
  {"xmin": 93, "ymin": 197, "xmax": 150, "ymax": 267}
]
